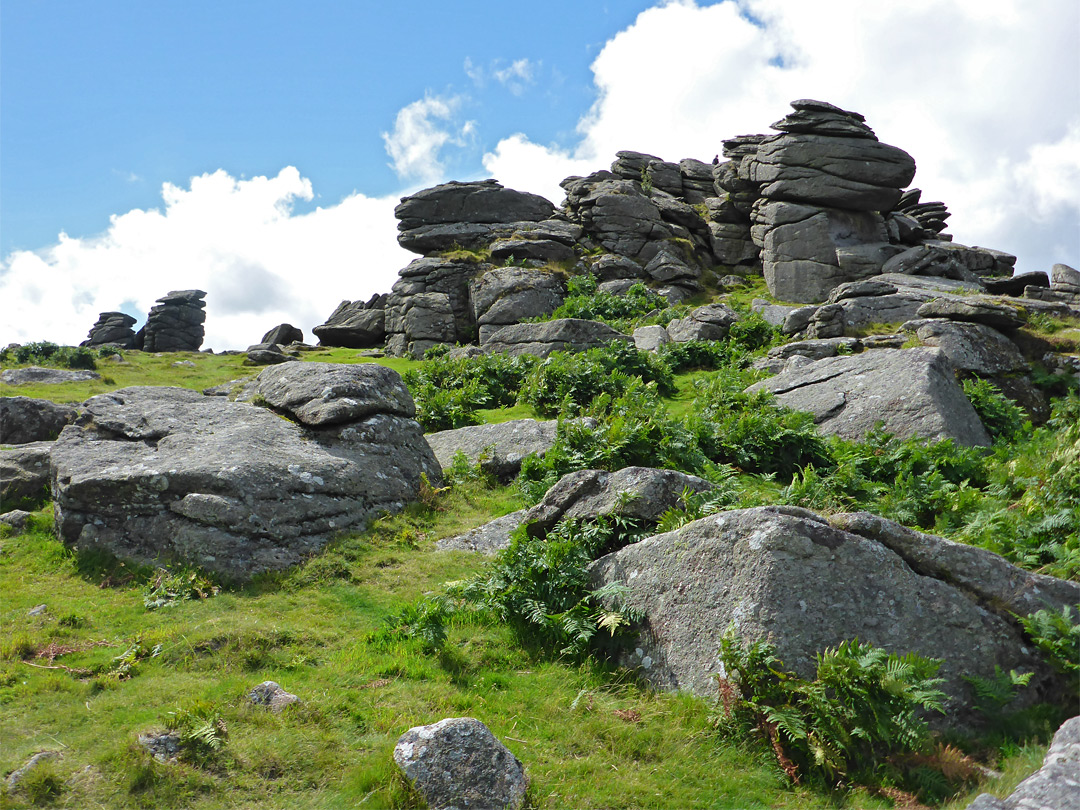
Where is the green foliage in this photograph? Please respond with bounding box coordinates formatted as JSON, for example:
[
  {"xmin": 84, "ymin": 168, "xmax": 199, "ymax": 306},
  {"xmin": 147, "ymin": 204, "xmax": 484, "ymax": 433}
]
[
  {"xmin": 656, "ymin": 339, "xmax": 748, "ymax": 373},
  {"xmin": 518, "ymin": 340, "xmax": 676, "ymax": 417},
  {"xmin": 164, "ymin": 703, "xmax": 229, "ymax": 765},
  {"xmin": 452, "ymin": 514, "xmax": 646, "ymax": 656},
  {"xmin": 143, "ymin": 566, "xmax": 221, "ymax": 609},
  {"xmin": 1019, "ymin": 605, "xmax": 1080, "ymax": 690},
  {"xmin": 17, "ymin": 760, "xmax": 65, "ymax": 804},
  {"xmin": 549, "ymin": 276, "xmax": 668, "ymax": 325},
  {"xmin": 403, "ymin": 352, "xmax": 537, "ymax": 431},
  {"xmin": 368, "ymin": 594, "xmax": 457, "ymax": 652},
  {"xmin": 963, "ymin": 378, "xmax": 1031, "ymax": 443},
  {"xmin": 517, "ymin": 382, "xmax": 710, "ymax": 502},
  {"xmin": 0, "ymin": 341, "xmax": 104, "ymax": 370},
  {"xmin": 963, "ymin": 666, "xmax": 1033, "ymax": 717},
  {"xmin": 689, "ymin": 374, "xmax": 832, "ymax": 480},
  {"xmin": 716, "ymin": 631, "xmax": 948, "ymax": 797}
]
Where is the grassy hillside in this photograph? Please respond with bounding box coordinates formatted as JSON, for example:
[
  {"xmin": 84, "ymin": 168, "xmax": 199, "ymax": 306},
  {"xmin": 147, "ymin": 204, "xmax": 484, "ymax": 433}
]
[{"xmin": 1, "ymin": 323, "xmax": 1076, "ymax": 808}]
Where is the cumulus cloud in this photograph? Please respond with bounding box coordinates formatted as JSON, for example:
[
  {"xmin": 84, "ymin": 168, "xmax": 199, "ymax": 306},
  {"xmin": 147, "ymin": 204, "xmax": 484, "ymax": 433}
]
[
  {"xmin": 482, "ymin": 0, "xmax": 1079, "ymax": 273},
  {"xmin": 382, "ymin": 94, "xmax": 476, "ymax": 183},
  {"xmin": 493, "ymin": 59, "xmax": 538, "ymax": 95},
  {"xmin": 0, "ymin": 168, "xmax": 413, "ymax": 350}
]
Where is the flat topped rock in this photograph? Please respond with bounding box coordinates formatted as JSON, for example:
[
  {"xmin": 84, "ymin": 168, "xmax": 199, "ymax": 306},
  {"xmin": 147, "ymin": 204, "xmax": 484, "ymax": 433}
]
[
  {"xmin": 481, "ymin": 318, "xmax": 632, "ymax": 358},
  {"xmin": 1, "ymin": 366, "xmax": 101, "ymax": 386},
  {"xmin": 252, "ymin": 362, "xmax": 415, "ymax": 426},
  {"xmin": 426, "ymin": 419, "xmax": 560, "ymax": 482},
  {"xmin": 395, "ymin": 179, "xmax": 554, "ymax": 229},
  {"xmin": 916, "ymin": 297, "xmax": 1027, "ymax": 330}
]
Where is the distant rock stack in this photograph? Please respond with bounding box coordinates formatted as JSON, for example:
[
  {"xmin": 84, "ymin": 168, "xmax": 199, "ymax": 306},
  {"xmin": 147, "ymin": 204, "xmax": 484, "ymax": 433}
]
[
  {"xmin": 140, "ymin": 290, "xmax": 206, "ymax": 352},
  {"xmin": 81, "ymin": 311, "xmax": 137, "ymax": 349},
  {"xmin": 312, "ymin": 294, "xmax": 387, "ymax": 348}
]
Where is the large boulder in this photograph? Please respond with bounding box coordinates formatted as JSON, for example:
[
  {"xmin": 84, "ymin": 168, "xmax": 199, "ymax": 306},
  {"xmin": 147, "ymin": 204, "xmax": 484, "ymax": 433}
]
[
  {"xmin": 82, "ymin": 311, "xmax": 137, "ymax": 348},
  {"xmin": 665, "ymin": 303, "xmax": 738, "ymax": 343},
  {"xmin": 908, "ymin": 320, "xmax": 1028, "ymax": 376},
  {"xmin": 436, "ymin": 509, "xmax": 528, "ymax": 555},
  {"xmin": 746, "ymin": 348, "xmax": 992, "ymax": 446},
  {"xmin": 394, "ymin": 717, "xmax": 528, "ymax": 810},
  {"xmin": 965, "ymin": 716, "xmax": 1080, "ymax": 810},
  {"xmin": 260, "ymin": 323, "xmax": 303, "ymax": 346},
  {"xmin": 1, "ymin": 367, "xmax": 100, "ymax": 386},
  {"xmin": 384, "ymin": 258, "xmax": 484, "ymax": 357},
  {"xmin": 916, "ymin": 297, "xmax": 1028, "ymax": 330},
  {"xmin": 1, "ymin": 397, "xmax": 77, "ymax": 444},
  {"xmin": 1, "ymin": 441, "xmax": 53, "ymax": 510},
  {"xmin": 589, "ymin": 506, "xmax": 1077, "ymax": 722},
  {"xmin": 312, "ymin": 295, "xmax": 387, "ymax": 348},
  {"xmin": 51, "ymin": 368, "xmax": 440, "ymax": 580},
  {"xmin": 425, "ymin": 419, "xmax": 560, "ymax": 483},
  {"xmin": 470, "ymin": 267, "xmax": 567, "ymax": 343},
  {"xmin": 480, "ymin": 319, "xmax": 632, "ymax": 358}
]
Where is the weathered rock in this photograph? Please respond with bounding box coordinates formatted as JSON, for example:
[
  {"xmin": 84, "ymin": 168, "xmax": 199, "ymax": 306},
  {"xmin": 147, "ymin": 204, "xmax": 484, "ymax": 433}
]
[
  {"xmin": 589, "ymin": 506, "xmax": 1075, "ymax": 722},
  {"xmin": 248, "ymin": 681, "xmax": 299, "ymax": 713},
  {"xmin": 489, "ymin": 238, "xmax": 576, "ymax": 264},
  {"xmin": 859, "ymin": 334, "xmax": 906, "ymax": 349},
  {"xmin": 51, "ymin": 379, "xmax": 440, "ymax": 581},
  {"xmin": 1, "ymin": 397, "xmax": 77, "ymax": 444},
  {"xmin": 826, "ymin": 279, "xmax": 898, "ymax": 303},
  {"xmin": 82, "ymin": 311, "xmax": 137, "ymax": 349},
  {"xmin": 766, "ymin": 338, "xmax": 860, "ymax": 362},
  {"xmin": 593, "ymin": 253, "xmax": 647, "ymax": 281},
  {"xmin": 0, "ymin": 509, "xmax": 34, "ymax": 531},
  {"xmin": 965, "ymin": 715, "xmax": 1080, "ymax": 810},
  {"xmin": 1, "ymin": 367, "xmax": 100, "ymax": 386},
  {"xmin": 436, "ymin": 509, "xmax": 527, "ymax": 555},
  {"xmin": 260, "ymin": 324, "xmax": 304, "ymax": 346},
  {"xmin": 1051, "ymin": 263, "xmax": 1080, "ymax": 297},
  {"xmin": 252, "ymin": 362, "xmax": 416, "ymax": 426},
  {"xmin": 804, "ymin": 303, "xmax": 845, "ymax": 339},
  {"xmin": 982, "ymin": 272, "xmax": 1049, "ymax": 297},
  {"xmin": 470, "ymin": 267, "xmax": 566, "ymax": 337},
  {"xmin": 6, "ymin": 751, "xmax": 62, "ymax": 790},
  {"xmin": 394, "ymin": 717, "xmax": 528, "ymax": 810},
  {"xmin": 312, "ymin": 296, "xmax": 387, "ymax": 348},
  {"xmin": 747, "ymin": 348, "xmax": 992, "ymax": 446},
  {"xmin": 142, "ymin": 290, "xmax": 206, "ymax": 352},
  {"xmin": 138, "ymin": 731, "xmax": 181, "ymax": 763},
  {"xmin": 425, "ymin": 419, "xmax": 559, "ymax": 483},
  {"xmin": 633, "ymin": 325, "xmax": 671, "ymax": 352},
  {"xmin": 747, "ymin": 133, "xmax": 916, "ymax": 211},
  {"xmin": 561, "ymin": 174, "xmax": 673, "ymax": 259},
  {"xmin": 384, "ymin": 258, "xmax": 483, "ymax": 356},
  {"xmin": 523, "ymin": 467, "xmax": 714, "ymax": 539},
  {"xmin": 396, "ymin": 180, "xmax": 554, "ymax": 254},
  {"xmin": 771, "ymin": 99, "xmax": 877, "ymax": 139},
  {"xmin": 916, "ymin": 297, "xmax": 1027, "ymax": 330},
  {"xmin": 752, "ymin": 300, "xmax": 799, "ymax": 328},
  {"xmin": 910, "ymin": 320, "xmax": 1028, "ymax": 376},
  {"xmin": 643, "ymin": 242, "xmax": 700, "ymax": 284},
  {"xmin": 481, "ymin": 319, "xmax": 632, "ymax": 358},
  {"xmin": 244, "ymin": 344, "xmax": 297, "ymax": 365},
  {"xmin": 666, "ymin": 303, "xmax": 738, "ymax": 343},
  {"xmin": 1, "ymin": 441, "xmax": 52, "ymax": 509}
]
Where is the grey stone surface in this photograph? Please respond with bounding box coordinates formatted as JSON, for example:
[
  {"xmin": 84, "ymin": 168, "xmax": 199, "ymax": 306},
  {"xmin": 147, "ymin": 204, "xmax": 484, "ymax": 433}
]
[
  {"xmin": 489, "ymin": 238, "xmax": 576, "ymax": 264},
  {"xmin": 589, "ymin": 506, "xmax": 1072, "ymax": 722},
  {"xmin": 436, "ymin": 509, "xmax": 527, "ymax": 555},
  {"xmin": 826, "ymin": 279, "xmax": 898, "ymax": 303},
  {"xmin": 965, "ymin": 715, "xmax": 1080, "ymax": 810},
  {"xmin": 313, "ymin": 296, "xmax": 387, "ymax": 348},
  {"xmin": 6, "ymin": 751, "xmax": 62, "ymax": 790},
  {"xmin": 384, "ymin": 258, "xmax": 483, "ymax": 356},
  {"xmin": 245, "ymin": 344, "xmax": 297, "ymax": 365},
  {"xmin": 470, "ymin": 267, "xmax": 566, "ymax": 329},
  {"xmin": 1, "ymin": 367, "xmax": 100, "ymax": 386},
  {"xmin": 633, "ymin": 325, "xmax": 671, "ymax": 352},
  {"xmin": 912, "ymin": 320, "xmax": 1028, "ymax": 375},
  {"xmin": 142, "ymin": 290, "xmax": 206, "ymax": 352},
  {"xmin": 51, "ymin": 383, "xmax": 440, "ymax": 580},
  {"xmin": 138, "ymin": 731, "xmax": 181, "ymax": 763},
  {"xmin": 1, "ymin": 441, "xmax": 52, "ymax": 509},
  {"xmin": 751, "ymin": 300, "xmax": 798, "ymax": 327},
  {"xmin": 665, "ymin": 303, "xmax": 737, "ymax": 343},
  {"xmin": 252, "ymin": 362, "xmax": 416, "ymax": 427},
  {"xmin": 983, "ymin": 272, "xmax": 1049, "ymax": 297},
  {"xmin": 0, "ymin": 509, "xmax": 34, "ymax": 531},
  {"xmin": 561, "ymin": 173, "xmax": 673, "ymax": 259},
  {"xmin": 481, "ymin": 318, "xmax": 631, "ymax": 358},
  {"xmin": 394, "ymin": 717, "xmax": 528, "ymax": 810},
  {"xmin": 1051, "ymin": 263, "xmax": 1080, "ymax": 294},
  {"xmin": 1, "ymin": 397, "xmax": 77, "ymax": 444},
  {"xmin": 82, "ymin": 311, "xmax": 137, "ymax": 349},
  {"xmin": 747, "ymin": 348, "xmax": 992, "ymax": 446},
  {"xmin": 523, "ymin": 466, "xmax": 714, "ymax": 538},
  {"xmin": 766, "ymin": 338, "xmax": 860, "ymax": 362},
  {"xmin": 248, "ymin": 681, "xmax": 300, "ymax": 713},
  {"xmin": 426, "ymin": 419, "xmax": 559, "ymax": 483},
  {"xmin": 916, "ymin": 297, "xmax": 1027, "ymax": 330},
  {"xmin": 260, "ymin": 324, "xmax": 304, "ymax": 346}
]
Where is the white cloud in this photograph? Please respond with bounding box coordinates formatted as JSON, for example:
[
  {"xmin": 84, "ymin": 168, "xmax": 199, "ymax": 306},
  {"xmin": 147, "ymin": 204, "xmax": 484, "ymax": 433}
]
[
  {"xmin": 0, "ymin": 168, "xmax": 413, "ymax": 351},
  {"xmin": 482, "ymin": 0, "xmax": 1079, "ymax": 274},
  {"xmin": 493, "ymin": 59, "xmax": 538, "ymax": 96},
  {"xmin": 382, "ymin": 94, "xmax": 474, "ymax": 183}
]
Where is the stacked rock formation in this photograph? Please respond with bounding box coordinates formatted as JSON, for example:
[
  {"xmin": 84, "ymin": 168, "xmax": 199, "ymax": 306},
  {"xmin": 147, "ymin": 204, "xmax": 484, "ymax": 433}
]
[
  {"xmin": 81, "ymin": 312, "xmax": 138, "ymax": 349},
  {"xmin": 139, "ymin": 290, "xmax": 206, "ymax": 352},
  {"xmin": 312, "ymin": 294, "xmax": 387, "ymax": 348}
]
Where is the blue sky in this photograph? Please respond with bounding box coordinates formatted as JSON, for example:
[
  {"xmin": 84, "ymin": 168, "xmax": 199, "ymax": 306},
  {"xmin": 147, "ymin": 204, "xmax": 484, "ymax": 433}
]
[{"xmin": 2, "ymin": 0, "xmax": 1077, "ymax": 350}]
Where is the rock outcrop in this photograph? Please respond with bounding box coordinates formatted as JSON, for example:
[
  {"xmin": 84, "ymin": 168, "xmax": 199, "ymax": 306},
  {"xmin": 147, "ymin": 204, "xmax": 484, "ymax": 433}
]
[
  {"xmin": 425, "ymin": 419, "xmax": 561, "ymax": 482},
  {"xmin": 480, "ymin": 319, "xmax": 631, "ymax": 358},
  {"xmin": 51, "ymin": 365, "xmax": 440, "ymax": 580},
  {"xmin": 589, "ymin": 506, "xmax": 1077, "ymax": 722},
  {"xmin": 1, "ymin": 367, "xmax": 100, "ymax": 386},
  {"xmin": 1, "ymin": 441, "xmax": 53, "ymax": 509},
  {"xmin": 139, "ymin": 290, "xmax": 206, "ymax": 352},
  {"xmin": 312, "ymin": 294, "xmax": 387, "ymax": 348},
  {"xmin": 82, "ymin": 311, "xmax": 138, "ymax": 349}
]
